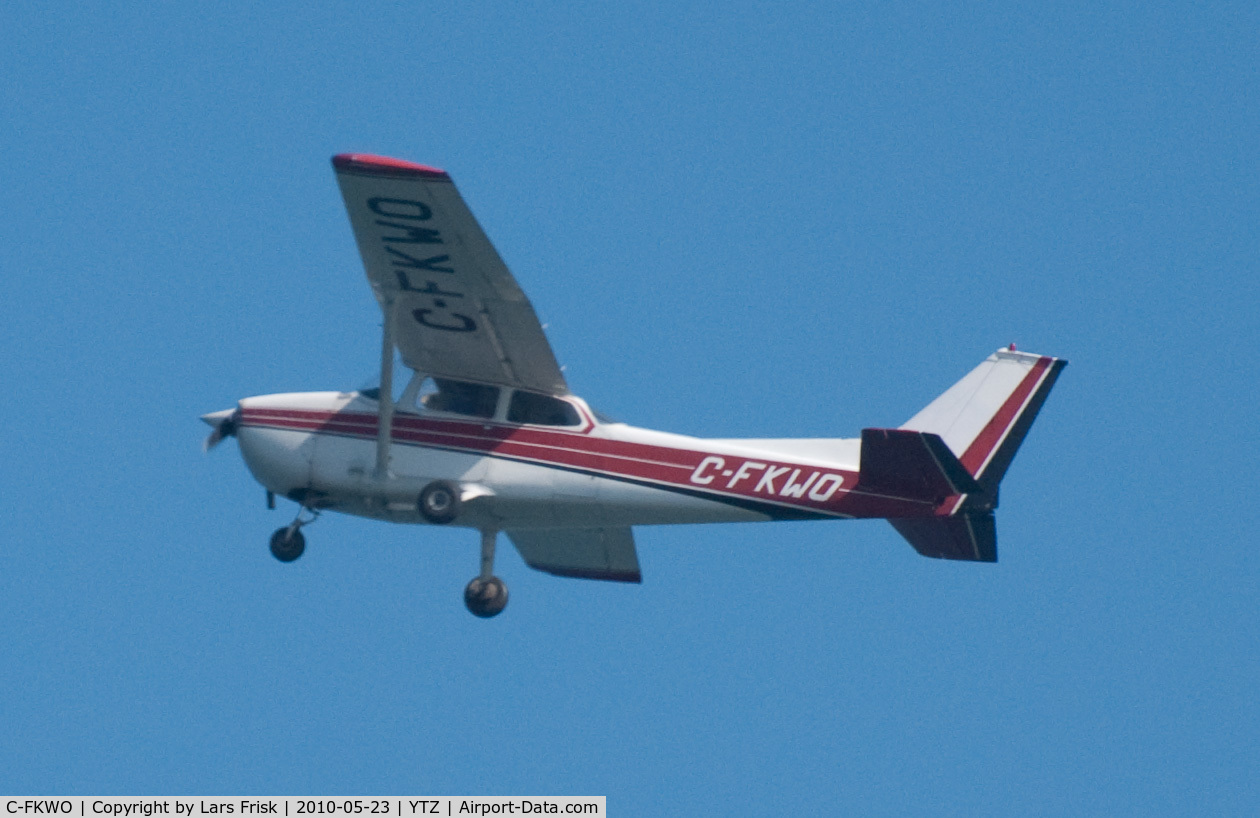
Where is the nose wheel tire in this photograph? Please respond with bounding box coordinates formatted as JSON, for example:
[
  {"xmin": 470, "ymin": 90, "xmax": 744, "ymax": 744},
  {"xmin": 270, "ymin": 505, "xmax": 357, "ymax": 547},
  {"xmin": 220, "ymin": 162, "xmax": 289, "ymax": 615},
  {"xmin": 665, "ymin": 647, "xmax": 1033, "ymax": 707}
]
[
  {"xmin": 419, "ymin": 480, "xmax": 461, "ymax": 524},
  {"xmin": 464, "ymin": 576, "xmax": 509, "ymax": 618},
  {"xmin": 269, "ymin": 527, "xmax": 306, "ymax": 562}
]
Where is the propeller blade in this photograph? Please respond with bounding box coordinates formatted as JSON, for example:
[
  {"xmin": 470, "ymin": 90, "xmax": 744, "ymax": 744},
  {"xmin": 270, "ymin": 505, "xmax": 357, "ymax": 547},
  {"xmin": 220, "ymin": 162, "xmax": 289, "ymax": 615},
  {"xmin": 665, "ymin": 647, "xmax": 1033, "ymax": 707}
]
[{"xmin": 201, "ymin": 408, "xmax": 239, "ymax": 452}]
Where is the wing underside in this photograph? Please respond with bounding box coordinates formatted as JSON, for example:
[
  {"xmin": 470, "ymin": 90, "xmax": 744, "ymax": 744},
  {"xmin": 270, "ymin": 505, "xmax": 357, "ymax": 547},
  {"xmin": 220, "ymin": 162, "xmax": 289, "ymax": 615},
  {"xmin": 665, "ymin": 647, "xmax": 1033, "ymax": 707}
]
[
  {"xmin": 333, "ymin": 154, "xmax": 567, "ymax": 394},
  {"xmin": 507, "ymin": 527, "xmax": 642, "ymax": 583}
]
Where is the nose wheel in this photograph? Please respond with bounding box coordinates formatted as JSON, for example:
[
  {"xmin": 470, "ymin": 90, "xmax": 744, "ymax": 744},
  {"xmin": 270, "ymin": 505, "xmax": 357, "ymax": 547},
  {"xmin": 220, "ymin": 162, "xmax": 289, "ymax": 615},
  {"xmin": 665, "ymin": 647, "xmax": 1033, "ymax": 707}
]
[
  {"xmin": 269, "ymin": 527, "xmax": 306, "ymax": 562},
  {"xmin": 269, "ymin": 505, "xmax": 319, "ymax": 563},
  {"xmin": 465, "ymin": 529, "xmax": 508, "ymax": 618}
]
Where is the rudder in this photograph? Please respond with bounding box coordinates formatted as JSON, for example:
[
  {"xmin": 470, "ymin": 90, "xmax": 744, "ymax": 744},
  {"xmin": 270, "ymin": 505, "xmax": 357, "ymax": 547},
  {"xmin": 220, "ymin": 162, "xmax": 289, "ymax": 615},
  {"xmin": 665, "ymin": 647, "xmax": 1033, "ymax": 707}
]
[
  {"xmin": 890, "ymin": 512, "xmax": 997, "ymax": 562},
  {"xmin": 900, "ymin": 348, "xmax": 1066, "ymax": 494},
  {"xmin": 889, "ymin": 348, "xmax": 1066, "ymax": 562}
]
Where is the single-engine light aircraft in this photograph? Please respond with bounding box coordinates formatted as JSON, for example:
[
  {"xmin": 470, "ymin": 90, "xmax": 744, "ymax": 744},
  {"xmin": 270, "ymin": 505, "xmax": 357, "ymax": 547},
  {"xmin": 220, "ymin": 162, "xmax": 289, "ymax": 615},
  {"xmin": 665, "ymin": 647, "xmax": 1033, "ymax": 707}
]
[{"xmin": 203, "ymin": 153, "xmax": 1067, "ymax": 618}]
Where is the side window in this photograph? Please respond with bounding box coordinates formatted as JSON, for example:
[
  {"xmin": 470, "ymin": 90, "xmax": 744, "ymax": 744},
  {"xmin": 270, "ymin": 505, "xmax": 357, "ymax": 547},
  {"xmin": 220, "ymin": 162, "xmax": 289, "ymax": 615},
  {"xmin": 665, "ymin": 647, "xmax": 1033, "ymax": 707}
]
[
  {"xmin": 418, "ymin": 378, "xmax": 500, "ymax": 419},
  {"xmin": 507, "ymin": 391, "xmax": 581, "ymax": 426}
]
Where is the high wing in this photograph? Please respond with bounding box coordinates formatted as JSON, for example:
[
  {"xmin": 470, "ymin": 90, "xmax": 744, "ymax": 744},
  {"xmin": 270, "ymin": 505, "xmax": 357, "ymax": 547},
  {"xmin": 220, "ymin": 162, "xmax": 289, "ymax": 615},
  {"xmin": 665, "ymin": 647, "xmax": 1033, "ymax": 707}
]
[
  {"xmin": 333, "ymin": 153, "xmax": 567, "ymax": 395},
  {"xmin": 507, "ymin": 527, "xmax": 642, "ymax": 583}
]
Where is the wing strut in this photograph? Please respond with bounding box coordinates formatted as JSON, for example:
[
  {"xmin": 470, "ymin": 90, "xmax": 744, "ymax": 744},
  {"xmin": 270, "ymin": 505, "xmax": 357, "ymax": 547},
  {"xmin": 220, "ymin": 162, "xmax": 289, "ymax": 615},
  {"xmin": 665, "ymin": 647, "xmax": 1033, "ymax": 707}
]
[{"xmin": 374, "ymin": 299, "xmax": 395, "ymax": 478}]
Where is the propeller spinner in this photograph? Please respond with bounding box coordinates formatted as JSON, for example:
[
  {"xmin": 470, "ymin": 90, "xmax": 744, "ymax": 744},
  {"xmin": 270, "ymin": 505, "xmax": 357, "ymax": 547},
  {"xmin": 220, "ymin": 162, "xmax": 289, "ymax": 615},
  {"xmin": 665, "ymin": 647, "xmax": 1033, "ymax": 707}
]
[{"xmin": 201, "ymin": 407, "xmax": 240, "ymax": 451}]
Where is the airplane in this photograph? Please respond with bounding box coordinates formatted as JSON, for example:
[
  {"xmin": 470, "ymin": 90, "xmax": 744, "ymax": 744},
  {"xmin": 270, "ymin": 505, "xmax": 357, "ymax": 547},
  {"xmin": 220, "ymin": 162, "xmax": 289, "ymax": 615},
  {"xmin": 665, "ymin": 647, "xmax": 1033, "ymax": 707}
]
[{"xmin": 202, "ymin": 153, "xmax": 1067, "ymax": 618}]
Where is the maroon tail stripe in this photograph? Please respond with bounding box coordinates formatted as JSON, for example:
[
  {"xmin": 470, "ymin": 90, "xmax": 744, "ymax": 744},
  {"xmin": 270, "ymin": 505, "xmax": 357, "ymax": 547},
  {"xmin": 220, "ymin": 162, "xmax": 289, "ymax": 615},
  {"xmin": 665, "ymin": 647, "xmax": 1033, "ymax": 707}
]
[{"xmin": 959, "ymin": 356, "xmax": 1051, "ymax": 475}]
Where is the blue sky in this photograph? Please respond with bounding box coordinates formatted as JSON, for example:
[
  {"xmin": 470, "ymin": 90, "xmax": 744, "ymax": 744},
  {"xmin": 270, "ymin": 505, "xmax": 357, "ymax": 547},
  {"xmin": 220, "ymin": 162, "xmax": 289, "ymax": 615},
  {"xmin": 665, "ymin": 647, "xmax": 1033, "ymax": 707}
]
[{"xmin": 1, "ymin": 1, "xmax": 1256, "ymax": 812}]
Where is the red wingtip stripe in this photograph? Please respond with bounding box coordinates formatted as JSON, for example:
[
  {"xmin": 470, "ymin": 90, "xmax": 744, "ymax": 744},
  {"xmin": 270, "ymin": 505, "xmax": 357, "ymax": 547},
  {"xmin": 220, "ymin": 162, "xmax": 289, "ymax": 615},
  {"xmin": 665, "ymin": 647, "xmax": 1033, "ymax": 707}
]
[{"xmin": 332, "ymin": 153, "xmax": 449, "ymax": 179}]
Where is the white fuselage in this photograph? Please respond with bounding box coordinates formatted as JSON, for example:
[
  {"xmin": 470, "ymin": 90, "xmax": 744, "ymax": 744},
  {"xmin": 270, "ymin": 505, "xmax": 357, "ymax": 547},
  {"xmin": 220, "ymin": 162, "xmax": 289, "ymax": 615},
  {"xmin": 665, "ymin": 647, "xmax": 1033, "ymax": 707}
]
[{"xmin": 230, "ymin": 388, "xmax": 925, "ymax": 532}]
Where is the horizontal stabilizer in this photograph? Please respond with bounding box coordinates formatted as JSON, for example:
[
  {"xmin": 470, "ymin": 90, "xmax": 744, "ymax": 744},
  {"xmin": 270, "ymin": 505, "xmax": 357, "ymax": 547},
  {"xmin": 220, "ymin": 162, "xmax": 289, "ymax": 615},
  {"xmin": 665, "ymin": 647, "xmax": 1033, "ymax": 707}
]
[
  {"xmin": 856, "ymin": 428, "xmax": 981, "ymax": 501},
  {"xmin": 507, "ymin": 527, "xmax": 642, "ymax": 583},
  {"xmin": 890, "ymin": 512, "xmax": 997, "ymax": 562}
]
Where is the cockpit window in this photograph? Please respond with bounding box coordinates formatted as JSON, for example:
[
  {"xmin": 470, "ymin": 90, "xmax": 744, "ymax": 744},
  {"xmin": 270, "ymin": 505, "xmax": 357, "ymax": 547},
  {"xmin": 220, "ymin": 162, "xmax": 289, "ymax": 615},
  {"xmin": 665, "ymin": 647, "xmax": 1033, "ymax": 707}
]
[
  {"xmin": 419, "ymin": 378, "xmax": 500, "ymax": 419},
  {"xmin": 507, "ymin": 391, "xmax": 581, "ymax": 426}
]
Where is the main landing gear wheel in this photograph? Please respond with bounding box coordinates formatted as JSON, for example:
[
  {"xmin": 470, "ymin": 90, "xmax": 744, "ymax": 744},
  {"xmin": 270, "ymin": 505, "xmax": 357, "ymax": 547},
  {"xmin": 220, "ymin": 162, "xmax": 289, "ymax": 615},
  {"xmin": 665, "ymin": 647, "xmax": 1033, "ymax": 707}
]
[
  {"xmin": 418, "ymin": 480, "xmax": 461, "ymax": 524},
  {"xmin": 269, "ymin": 527, "xmax": 306, "ymax": 562},
  {"xmin": 464, "ymin": 576, "xmax": 509, "ymax": 618},
  {"xmin": 464, "ymin": 529, "xmax": 508, "ymax": 618}
]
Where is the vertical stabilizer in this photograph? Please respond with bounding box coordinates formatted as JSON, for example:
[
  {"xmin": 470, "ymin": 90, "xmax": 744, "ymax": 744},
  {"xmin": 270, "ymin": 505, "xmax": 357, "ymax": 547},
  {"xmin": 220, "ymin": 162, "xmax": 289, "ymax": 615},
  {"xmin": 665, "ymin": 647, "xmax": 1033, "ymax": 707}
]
[
  {"xmin": 900, "ymin": 348, "xmax": 1066, "ymax": 494},
  {"xmin": 887, "ymin": 348, "xmax": 1065, "ymax": 562}
]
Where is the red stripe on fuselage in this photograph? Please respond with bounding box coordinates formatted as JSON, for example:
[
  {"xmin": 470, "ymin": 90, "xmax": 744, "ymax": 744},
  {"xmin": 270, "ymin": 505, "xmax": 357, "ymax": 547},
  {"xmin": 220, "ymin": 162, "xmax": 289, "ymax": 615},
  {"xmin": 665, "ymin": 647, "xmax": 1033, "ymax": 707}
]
[{"xmin": 238, "ymin": 408, "xmax": 933, "ymax": 519}]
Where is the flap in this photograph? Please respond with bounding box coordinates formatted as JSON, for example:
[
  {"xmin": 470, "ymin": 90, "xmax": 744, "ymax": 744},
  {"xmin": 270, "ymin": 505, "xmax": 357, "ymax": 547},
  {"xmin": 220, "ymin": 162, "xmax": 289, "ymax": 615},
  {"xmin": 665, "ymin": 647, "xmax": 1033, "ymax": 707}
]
[{"xmin": 508, "ymin": 527, "xmax": 642, "ymax": 583}]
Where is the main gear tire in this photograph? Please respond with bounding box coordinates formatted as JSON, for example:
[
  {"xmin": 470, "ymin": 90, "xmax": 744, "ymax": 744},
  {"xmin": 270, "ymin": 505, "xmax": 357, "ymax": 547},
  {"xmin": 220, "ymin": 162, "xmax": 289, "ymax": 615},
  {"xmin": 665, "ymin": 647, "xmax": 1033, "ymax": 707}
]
[
  {"xmin": 464, "ymin": 576, "xmax": 509, "ymax": 618},
  {"xmin": 419, "ymin": 480, "xmax": 461, "ymax": 524}
]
